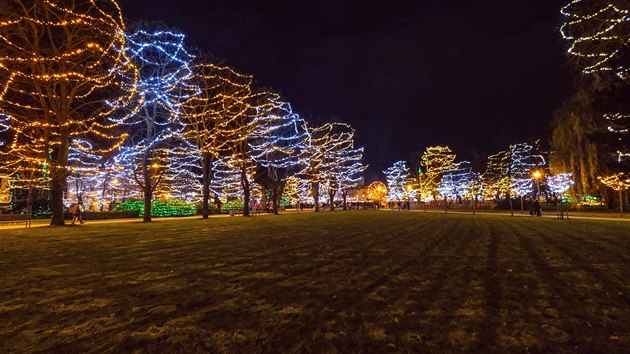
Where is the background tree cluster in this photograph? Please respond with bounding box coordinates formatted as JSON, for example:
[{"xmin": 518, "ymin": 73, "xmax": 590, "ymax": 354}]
[{"xmin": 551, "ymin": 0, "xmax": 630, "ymax": 210}]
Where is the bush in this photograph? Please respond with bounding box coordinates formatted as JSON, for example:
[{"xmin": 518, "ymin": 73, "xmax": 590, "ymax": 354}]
[
  {"xmin": 114, "ymin": 199, "xmax": 196, "ymax": 217},
  {"xmin": 220, "ymin": 200, "xmax": 244, "ymax": 214}
]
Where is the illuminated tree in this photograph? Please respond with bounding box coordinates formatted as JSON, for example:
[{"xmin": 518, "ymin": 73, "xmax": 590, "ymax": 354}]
[
  {"xmin": 438, "ymin": 161, "xmax": 473, "ymax": 203},
  {"xmin": 421, "ymin": 146, "xmax": 456, "ymax": 201},
  {"xmin": 217, "ymin": 90, "xmax": 272, "ymax": 217},
  {"xmin": 598, "ymin": 172, "xmax": 630, "ymax": 215},
  {"xmin": 65, "ymin": 140, "xmax": 107, "ymax": 208},
  {"xmin": 182, "ymin": 60, "xmax": 253, "ymax": 218},
  {"xmin": 115, "ymin": 27, "xmax": 199, "ymax": 222},
  {"xmin": 384, "ymin": 161, "xmax": 410, "ymax": 202},
  {"xmin": 547, "ymin": 172, "xmax": 575, "ymax": 217},
  {"xmin": 210, "ymin": 156, "xmax": 252, "ymax": 202},
  {"xmin": 337, "ymin": 146, "xmax": 367, "ymax": 210},
  {"xmin": 0, "ymin": 139, "xmax": 49, "ymax": 214},
  {"xmin": 0, "ymin": 0, "xmax": 138, "ymax": 225},
  {"xmin": 250, "ymin": 99, "xmax": 309, "ymax": 214},
  {"xmin": 483, "ymin": 150, "xmax": 511, "ymax": 200},
  {"xmin": 305, "ymin": 123, "xmax": 355, "ymax": 211},
  {"xmin": 367, "ymin": 181, "xmax": 387, "ymax": 203},
  {"xmin": 317, "ymin": 123, "xmax": 358, "ymax": 211},
  {"xmin": 510, "ymin": 143, "xmax": 546, "ymax": 205},
  {"xmin": 561, "ymin": 0, "xmax": 630, "ymax": 81},
  {"xmin": 560, "ymin": 1, "xmax": 630, "ymax": 176}
]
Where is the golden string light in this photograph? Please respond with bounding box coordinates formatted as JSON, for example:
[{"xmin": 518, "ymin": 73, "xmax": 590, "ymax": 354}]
[{"xmin": 0, "ymin": 0, "xmax": 139, "ymax": 224}]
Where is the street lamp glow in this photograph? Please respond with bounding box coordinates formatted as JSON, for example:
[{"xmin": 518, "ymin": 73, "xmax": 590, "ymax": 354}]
[{"xmin": 533, "ymin": 170, "xmax": 542, "ymax": 179}]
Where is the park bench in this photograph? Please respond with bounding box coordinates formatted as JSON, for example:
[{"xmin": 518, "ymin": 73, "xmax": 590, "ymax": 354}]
[{"xmin": 0, "ymin": 214, "xmax": 32, "ymax": 228}]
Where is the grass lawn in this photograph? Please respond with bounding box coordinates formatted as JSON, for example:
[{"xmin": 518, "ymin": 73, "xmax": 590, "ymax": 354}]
[{"xmin": 1, "ymin": 211, "xmax": 628, "ymax": 353}]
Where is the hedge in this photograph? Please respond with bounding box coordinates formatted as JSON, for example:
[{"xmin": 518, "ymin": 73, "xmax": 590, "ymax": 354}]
[{"xmin": 114, "ymin": 199, "xmax": 196, "ymax": 217}]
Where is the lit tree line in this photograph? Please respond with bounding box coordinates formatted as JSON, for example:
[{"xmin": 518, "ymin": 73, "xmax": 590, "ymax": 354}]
[
  {"xmin": 381, "ymin": 142, "xmax": 571, "ymax": 210},
  {"xmin": 0, "ymin": 1, "xmax": 366, "ymax": 224}
]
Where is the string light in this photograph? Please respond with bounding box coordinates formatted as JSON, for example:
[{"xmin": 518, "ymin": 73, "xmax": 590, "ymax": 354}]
[
  {"xmin": 438, "ymin": 161, "xmax": 473, "ymax": 201},
  {"xmin": 560, "ymin": 0, "xmax": 630, "ymax": 80},
  {"xmin": 366, "ymin": 181, "xmax": 387, "ymax": 202},
  {"xmin": 0, "ymin": 0, "xmax": 139, "ymax": 224},
  {"xmin": 420, "ymin": 146, "xmax": 456, "ymax": 201},
  {"xmin": 383, "ymin": 161, "xmax": 410, "ymax": 202},
  {"xmin": 547, "ymin": 172, "xmax": 575, "ymax": 195},
  {"xmin": 598, "ymin": 172, "xmax": 630, "ymax": 214},
  {"xmin": 112, "ymin": 27, "xmax": 199, "ymax": 220}
]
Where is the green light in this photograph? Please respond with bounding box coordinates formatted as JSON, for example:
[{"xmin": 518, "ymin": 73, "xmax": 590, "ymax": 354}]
[{"xmin": 115, "ymin": 199, "xmax": 196, "ymax": 217}]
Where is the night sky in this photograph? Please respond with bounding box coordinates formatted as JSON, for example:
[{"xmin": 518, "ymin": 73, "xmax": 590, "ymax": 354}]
[{"xmin": 119, "ymin": 0, "xmax": 570, "ymax": 182}]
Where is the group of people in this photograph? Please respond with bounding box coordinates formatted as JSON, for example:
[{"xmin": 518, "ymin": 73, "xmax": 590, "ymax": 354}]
[{"xmin": 529, "ymin": 199, "xmax": 542, "ymax": 216}]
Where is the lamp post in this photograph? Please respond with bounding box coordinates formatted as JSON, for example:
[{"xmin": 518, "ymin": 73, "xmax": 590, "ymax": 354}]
[{"xmin": 532, "ymin": 170, "xmax": 542, "ymax": 198}]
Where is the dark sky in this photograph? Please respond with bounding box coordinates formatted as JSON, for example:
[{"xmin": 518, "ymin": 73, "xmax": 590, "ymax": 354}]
[{"xmin": 119, "ymin": 0, "xmax": 570, "ymax": 182}]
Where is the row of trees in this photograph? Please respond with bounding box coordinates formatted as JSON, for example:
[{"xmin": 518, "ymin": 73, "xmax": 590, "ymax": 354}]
[
  {"xmin": 0, "ymin": 1, "xmax": 366, "ymax": 225},
  {"xmin": 381, "ymin": 143, "xmax": 561, "ymax": 208}
]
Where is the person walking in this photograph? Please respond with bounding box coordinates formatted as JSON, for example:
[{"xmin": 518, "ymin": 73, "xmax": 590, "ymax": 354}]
[
  {"xmin": 534, "ymin": 199, "xmax": 542, "ymax": 217},
  {"xmin": 71, "ymin": 203, "xmax": 84, "ymax": 225}
]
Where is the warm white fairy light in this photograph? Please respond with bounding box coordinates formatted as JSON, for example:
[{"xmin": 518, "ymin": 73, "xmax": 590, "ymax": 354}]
[
  {"xmin": 561, "ymin": 0, "xmax": 630, "ymax": 80},
  {"xmin": 420, "ymin": 146, "xmax": 456, "ymax": 200},
  {"xmin": 0, "ymin": 0, "xmax": 139, "ymax": 224}
]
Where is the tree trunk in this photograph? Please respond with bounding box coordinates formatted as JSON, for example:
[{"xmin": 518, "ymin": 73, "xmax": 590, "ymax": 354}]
[
  {"xmin": 142, "ymin": 156, "xmax": 152, "ymax": 223},
  {"xmin": 242, "ymin": 167, "xmax": 250, "ymax": 217},
  {"xmin": 313, "ymin": 181, "xmax": 320, "ymax": 212},
  {"xmin": 342, "ymin": 191, "xmax": 347, "ymax": 210},
  {"xmin": 329, "ymin": 189, "xmax": 335, "ymax": 211},
  {"xmin": 201, "ymin": 153, "xmax": 211, "ymax": 219},
  {"xmin": 49, "ymin": 171, "xmax": 66, "ymax": 226},
  {"xmin": 620, "ymin": 190, "xmax": 624, "ymax": 217},
  {"xmin": 49, "ymin": 134, "xmax": 69, "ymax": 226},
  {"xmin": 27, "ymin": 186, "xmax": 33, "ymax": 215},
  {"xmin": 272, "ymin": 185, "xmax": 279, "ymax": 215}
]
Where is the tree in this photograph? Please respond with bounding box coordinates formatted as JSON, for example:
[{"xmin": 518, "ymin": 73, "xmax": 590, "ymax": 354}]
[
  {"xmin": 250, "ymin": 100, "xmax": 309, "ymax": 214},
  {"xmin": 483, "ymin": 150, "xmax": 511, "ymax": 201},
  {"xmin": 550, "ymin": 90, "xmax": 602, "ymax": 197},
  {"xmin": 510, "ymin": 143, "xmax": 546, "ymax": 209},
  {"xmin": 598, "ymin": 173, "xmax": 630, "ymax": 215},
  {"xmin": 421, "ymin": 146, "xmax": 456, "ymax": 201},
  {"xmin": 65, "ymin": 140, "xmax": 107, "ymax": 208},
  {"xmin": 547, "ymin": 172, "xmax": 575, "ymax": 217},
  {"xmin": 384, "ymin": 161, "xmax": 410, "ymax": 202},
  {"xmin": 560, "ymin": 0, "xmax": 630, "ymax": 180},
  {"xmin": 561, "ymin": 0, "xmax": 630, "ymax": 81},
  {"xmin": 305, "ymin": 123, "xmax": 355, "ymax": 211},
  {"xmin": 182, "ymin": 60, "xmax": 253, "ymax": 218},
  {"xmin": 216, "ymin": 90, "xmax": 272, "ymax": 217},
  {"xmin": 337, "ymin": 146, "xmax": 367, "ymax": 210},
  {"xmin": 313, "ymin": 123, "xmax": 357, "ymax": 211},
  {"xmin": 438, "ymin": 161, "xmax": 473, "ymax": 204},
  {"xmin": 115, "ymin": 27, "xmax": 198, "ymax": 222},
  {"xmin": 367, "ymin": 181, "xmax": 387, "ymax": 203},
  {"xmin": 0, "ymin": 0, "xmax": 138, "ymax": 225}
]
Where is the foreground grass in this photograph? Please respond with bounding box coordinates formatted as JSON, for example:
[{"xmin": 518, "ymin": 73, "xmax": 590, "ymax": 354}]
[{"xmin": 1, "ymin": 211, "xmax": 628, "ymax": 353}]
